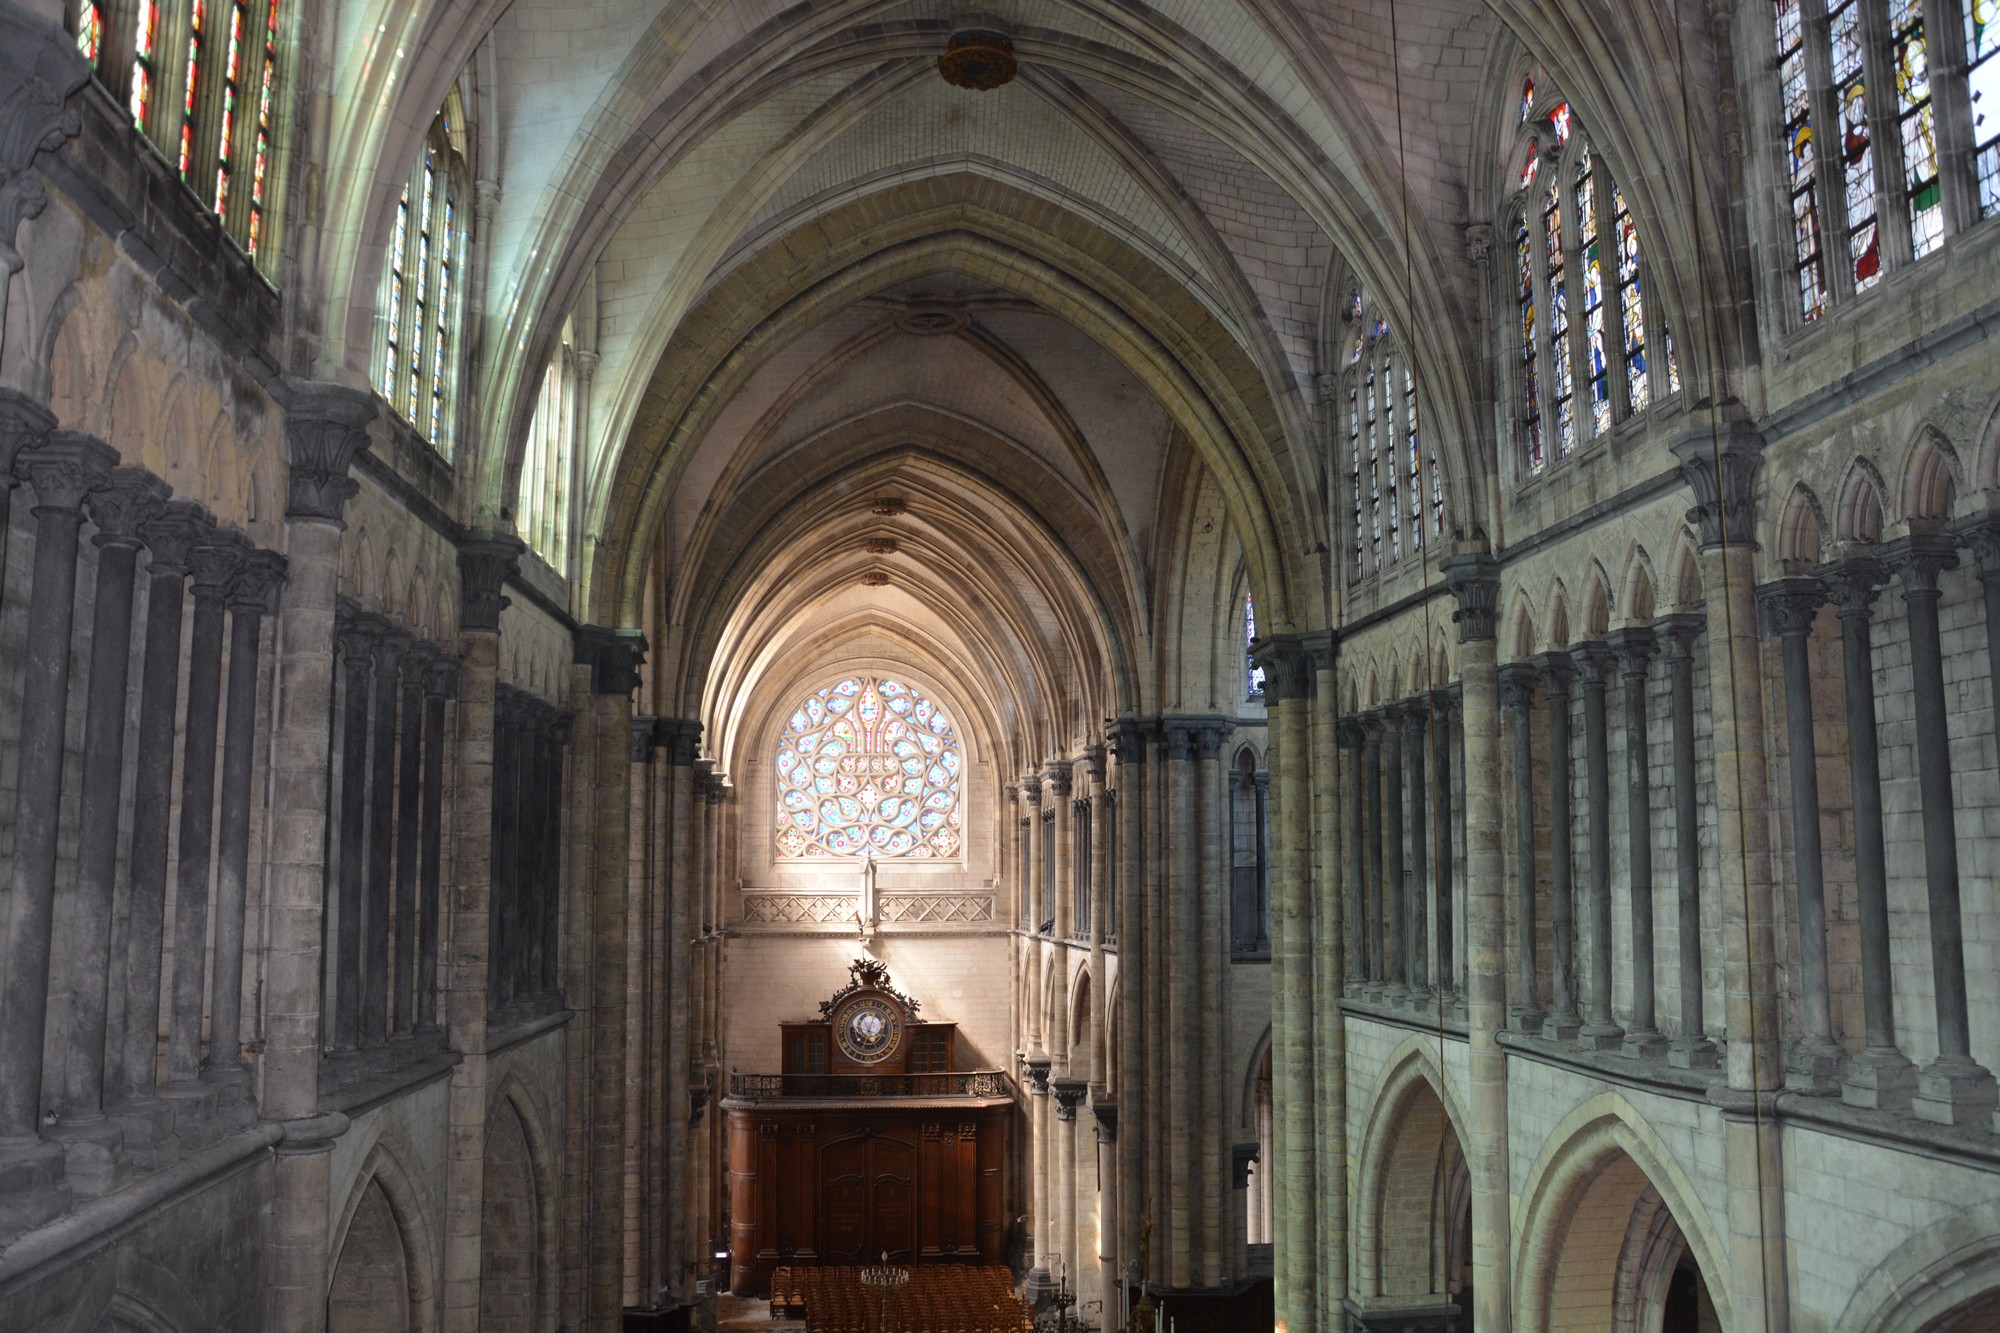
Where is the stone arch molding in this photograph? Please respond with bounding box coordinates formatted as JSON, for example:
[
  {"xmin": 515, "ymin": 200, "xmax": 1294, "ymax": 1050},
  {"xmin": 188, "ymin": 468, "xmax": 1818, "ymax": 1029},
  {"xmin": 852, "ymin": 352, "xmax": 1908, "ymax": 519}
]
[
  {"xmin": 1351, "ymin": 1036, "xmax": 1472, "ymax": 1300},
  {"xmin": 1510, "ymin": 1093, "xmax": 1732, "ymax": 1333},
  {"xmin": 1238, "ymin": 1023, "xmax": 1273, "ymax": 1136},
  {"xmin": 326, "ymin": 1126, "xmax": 444, "ymax": 1332},
  {"xmin": 486, "ymin": 1067, "xmax": 563, "ymax": 1333},
  {"xmin": 1834, "ymin": 1196, "xmax": 2000, "ymax": 1333}
]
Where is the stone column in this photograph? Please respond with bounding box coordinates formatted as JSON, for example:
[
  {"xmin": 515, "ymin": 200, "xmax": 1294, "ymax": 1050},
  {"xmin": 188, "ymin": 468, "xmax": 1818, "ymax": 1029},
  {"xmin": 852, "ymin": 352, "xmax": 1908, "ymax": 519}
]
[
  {"xmin": 489, "ymin": 690, "xmax": 521, "ymax": 1011},
  {"xmin": 1882, "ymin": 535, "xmax": 1998, "ymax": 1125},
  {"xmin": 265, "ymin": 384, "xmax": 374, "ymax": 1333},
  {"xmin": 1337, "ymin": 719, "xmax": 1365, "ymax": 995},
  {"xmin": 1025, "ymin": 1051, "xmax": 1053, "ymax": 1296},
  {"xmin": 1450, "ymin": 685, "xmax": 1469, "ymax": 1005},
  {"xmin": 1533, "ymin": 652, "xmax": 1579, "ymax": 1040},
  {"xmin": 437, "ymin": 536, "xmax": 520, "ymax": 1333},
  {"xmin": 1383, "ymin": 709, "xmax": 1407, "ymax": 999},
  {"xmin": 1949, "ymin": 514, "xmax": 2000, "ymax": 1132},
  {"xmin": 0, "ymin": 393, "xmax": 55, "ymax": 603},
  {"xmin": 1305, "ymin": 630, "xmax": 1342, "ymax": 1320},
  {"xmin": 1611, "ymin": 627, "xmax": 1666, "ymax": 1059},
  {"xmin": 392, "ymin": 643, "xmax": 432, "ymax": 1037},
  {"xmin": 1673, "ymin": 422, "xmax": 1788, "ymax": 1330},
  {"xmin": 1196, "ymin": 722, "xmax": 1227, "ymax": 1285},
  {"xmin": 1816, "ymin": 563, "xmax": 1911, "ymax": 1107},
  {"xmin": 1656, "ymin": 616, "xmax": 1717, "ymax": 1069},
  {"xmin": 1403, "ymin": 700, "xmax": 1431, "ymax": 1006},
  {"xmin": 581, "ymin": 628, "xmax": 647, "ymax": 1333},
  {"xmin": 1144, "ymin": 721, "xmax": 1168, "ymax": 1256},
  {"xmin": 331, "ymin": 608, "xmax": 376, "ymax": 1054},
  {"xmin": 1107, "ymin": 718, "xmax": 1145, "ymax": 1276},
  {"xmin": 1575, "ymin": 642, "xmax": 1624, "ymax": 1051},
  {"xmin": 1758, "ymin": 581, "xmax": 1841, "ymax": 1090},
  {"xmin": 663, "ymin": 720, "xmax": 701, "ymax": 1304},
  {"xmin": 0, "ymin": 434, "xmax": 116, "ymax": 1215},
  {"xmin": 112, "ymin": 501, "xmax": 210, "ymax": 1154},
  {"xmin": 1051, "ymin": 764, "xmax": 1075, "ymax": 937},
  {"xmin": 1087, "ymin": 749, "xmax": 1111, "ymax": 1101},
  {"xmin": 419, "ymin": 657, "xmax": 457, "ymax": 1033},
  {"xmin": 57, "ymin": 469, "xmax": 166, "ymax": 1158},
  {"xmin": 1447, "ymin": 553, "xmax": 1510, "ymax": 1333},
  {"xmin": 205, "ymin": 550, "xmax": 287, "ymax": 1102},
  {"xmin": 1024, "ymin": 779, "xmax": 1045, "ymax": 935},
  {"xmin": 359, "ymin": 626, "xmax": 406, "ymax": 1045},
  {"xmin": 1163, "ymin": 720, "xmax": 1198, "ymax": 1287},
  {"xmin": 1362, "ymin": 713, "xmax": 1385, "ymax": 996},
  {"xmin": 1255, "ymin": 636, "xmax": 1315, "ymax": 1333},
  {"xmin": 1430, "ymin": 691, "xmax": 1453, "ymax": 1004},
  {"xmin": 1498, "ymin": 663, "xmax": 1543, "ymax": 1032}
]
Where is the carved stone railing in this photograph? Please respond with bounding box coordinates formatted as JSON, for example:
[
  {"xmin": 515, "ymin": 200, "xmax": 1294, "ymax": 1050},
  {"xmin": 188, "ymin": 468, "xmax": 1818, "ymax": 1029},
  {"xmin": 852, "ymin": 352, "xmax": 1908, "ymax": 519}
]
[
  {"xmin": 728, "ymin": 1071, "xmax": 1013, "ymax": 1099},
  {"xmin": 739, "ymin": 891, "xmax": 996, "ymax": 926}
]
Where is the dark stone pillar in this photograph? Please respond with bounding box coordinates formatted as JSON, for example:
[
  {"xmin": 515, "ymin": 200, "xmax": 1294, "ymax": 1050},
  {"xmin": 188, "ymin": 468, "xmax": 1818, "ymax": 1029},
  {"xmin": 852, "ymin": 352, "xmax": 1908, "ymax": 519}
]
[
  {"xmin": 1533, "ymin": 652, "xmax": 1579, "ymax": 1041},
  {"xmin": 542, "ymin": 712, "xmax": 571, "ymax": 996},
  {"xmin": 1758, "ymin": 580, "xmax": 1840, "ymax": 1090},
  {"xmin": 1817, "ymin": 561, "xmax": 1911, "ymax": 1108},
  {"xmin": 393, "ymin": 643, "xmax": 432, "ymax": 1036},
  {"xmin": 1431, "ymin": 691, "xmax": 1454, "ymax": 1004},
  {"xmin": 60, "ymin": 471, "xmax": 167, "ymax": 1132},
  {"xmin": 1883, "ymin": 535, "xmax": 1998, "ymax": 1125},
  {"xmin": 0, "ymin": 434, "xmax": 116, "ymax": 1195},
  {"xmin": 1337, "ymin": 719, "xmax": 1366, "ymax": 994},
  {"xmin": 205, "ymin": 550, "xmax": 287, "ymax": 1103},
  {"xmin": 1610, "ymin": 627, "xmax": 1665, "ymax": 1059},
  {"xmin": 490, "ymin": 689, "xmax": 522, "ymax": 1010},
  {"xmin": 332, "ymin": 608, "xmax": 379, "ymax": 1054},
  {"xmin": 1363, "ymin": 714, "xmax": 1385, "ymax": 994},
  {"xmin": 164, "ymin": 532, "xmax": 248, "ymax": 1097},
  {"xmin": 1404, "ymin": 699, "xmax": 1431, "ymax": 1006},
  {"xmin": 1384, "ymin": 708, "xmax": 1407, "ymax": 998},
  {"xmin": 1656, "ymin": 615, "xmax": 1716, "ymax": 1069},
  {"xmin": 1450, "ymin": 684, "xmax": 1468, "ymax": 1006},
  {"xmin": 1499, "ymin": 664, "xmax": 1543, "ymax": 1031},
  {"xmin": 0, "ymin": 393, "xmax": 55, "ymax": 603},
  {"xmin": 1575, "ymin": 642, "xmax": 1624, "ymax": 1051},
  {"xmin": 419, "ymin": 657, "xmax": 457, "ymax": 1032},
  {"xmin": 360, "ymin": 627, "xmax": 406, "ymax": 1045},
  {"xmin": 1952, "ymin": 515, "xmax": 2000, "ymax": 1130},
  {"xmin": 113, "ymin": 502, "xmax": 211, "ymax": 1136}
]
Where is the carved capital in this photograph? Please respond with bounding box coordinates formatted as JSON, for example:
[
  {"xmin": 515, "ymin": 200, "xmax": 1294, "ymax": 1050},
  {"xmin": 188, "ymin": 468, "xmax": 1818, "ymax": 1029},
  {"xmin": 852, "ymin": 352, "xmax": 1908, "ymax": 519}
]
[
  {"xmin": 187, "ymin": 531, "xmax": 250, "ymax": 600},
  {"xmin": 1572, "ymin": 639, "xmax": 1615, "ymax": 689},
  {"xmin": 422, "ymin": 654, "xmax": 459, "ymax": 699},
  {"xmin": 1670, "ymin": 416, "xmax": 1765, "ymax": 550},
  {"xmin": 1106, "ymin": 716, "xmax": 1147, "ymax": 763},
  {"xmin": 1051, "ymin": 1078, "xmax": 1088, "ymax": 1122},
  {"xmin": 227, "ymin": 549, "xmax": 288, "ymax": 615},
  {"xmin": 86, "ymin": 468, "xmax": 169, "ymax": 548},
  {"xmin": 20, "ymin": 431, "xmax": 117, "ymax": 511},
  {"xmin": 1817, "ymin": 558, "xmax": 1884, "ymax": 619},
  {"xmin": 1607, "ymin": 625, "xmax": 1657, "ymax": 681},
  {"xmin": 1881, "ymin": 533, "xmax": 1959, "ymax": 598},
  {"xmin": 139, "ymin": 500, "xmax": 214, "ymax": 576},
  {"xmin": 1299, "ymin": 628, "xmax": 1339, "ymax": 674},
  {"xmin": 1232, "ymin": 1142, "xmax": 1261, "ymax": 1189},
  {"xmin": 336, "ymin": 611, "xmax": 383, "ymax": 666},
  {"xmin": 1498, "ymin": 662, "xmax": 1538, "ymax": 712},
  {"xmin": 1195, "ymin": 721, "xmax": 1228, "ymax": 761},
  {"xmin": 1252, "ymin": 635, "xmax": 1312, "ymax": 701},
  {"xmin": 1951, "ymin": 512, "xmax": 2000, "ymax": 580},
  {"xmin": 1756, "ymin": 577, "xmax": 1827, "ymax": 639},
  {"xmin": 1464, "ymin": 221, "xmax": 1495, "ymax": 267},
  {"xmin": 1164, "ymin": 720, "xmax": 1200, "ymax": 764},
  {"xmin": 282, "ymin": 384, "xmax": 375, "ymax": 526},
  {"xmin": 1335, "ymin": 717, "xmax": 1365, "ymax": 750},
  {"xmin": 1089, "ymin": 1094, "xmax": 1118, "ymax": 1142},
  {"xmin": 574, "ymin": 625, "xmax": 647, "ymax": 696},
  {"xmin": 0, "ymin": 388, "xmax": 55, "ymax": 478},
  {"xmin": 458, "ymin": 535, "xmax": 523, "ymax": 634},
  {"xmin": 0, "ymin": 13, "xmax": 88, "ymax": 254},
  {"xmin": 1532, "ymin": 650, "xmax": 1576, "ymax": 699},
  {"xmin": 1653, "ymin": 613, "xmax": 1705, "ymax": 662},
  {"xmin": 666, "ymin": 718, "xmax": 703, "ymax": 766},
  {"xmin": 1021, "ymin": 1050, "xmax": 1052, "ymax": 1095},
  {"xmin": 1445, "ymin": 553, "xmax": 1501, "ymax": 642},
  {"xmin": 630, "ymin": 715, "xmax": 658, "ymax": 764},
  {"xmin": 1046, "ymin": 766, "xmax": 1073, "ymax": 798},
  {"xmin": 1084, "ymin": 744, "xmax": 1107, "ymax": 785}
]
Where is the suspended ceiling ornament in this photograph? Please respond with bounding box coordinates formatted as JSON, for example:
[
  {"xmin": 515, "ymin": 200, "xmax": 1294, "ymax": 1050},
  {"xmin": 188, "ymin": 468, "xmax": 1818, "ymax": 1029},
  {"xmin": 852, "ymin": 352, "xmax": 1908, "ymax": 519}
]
[
  {"xmin": 871, "ymin": 497, "xmax": 907, "ymax": 516},
  {"xmin": 861, "ymin": 570, "xmax": 891, "ymax": 586},
  {"xmin": 894, "ymin": 304, "xmax": 969, "ymax": 336},
  {"xmin": 937, "ymin": 30, "xmax": 1016, "ymax": 91},
  {"xmin": 866, "ymin": 538, "xmax": 899, "ymax": 555}
]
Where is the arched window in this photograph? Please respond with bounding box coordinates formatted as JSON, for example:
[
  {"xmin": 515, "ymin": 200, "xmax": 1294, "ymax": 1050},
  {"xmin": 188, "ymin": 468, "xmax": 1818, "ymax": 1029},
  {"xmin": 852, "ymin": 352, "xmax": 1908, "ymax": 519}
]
[
  {"xmin": 774, "ymin": 677, "xmax": 963, "ymax": 860},
  {"xmin": 1338, "ymin": 290, "xmax": 1442, "ymax": 579},
  {"xmin": 1505, "ymin": 77, "xmax": 1679, "ymax": 478},
  {"xmin": 1767, "ymin": 0, "xmax": 1998, "ymax": 327},
  {"xmin": 72, "ymin": 0, "xmax": 284, "ymax": 266},
  {"xmin": 518, "ymin": 319, "xmax": 576, "ymax": 572},
  {"xmin": 1230, "ymin": 750, "xmax": 1269, "ymax": 956},
  {"xmin": 374, "ymin": 86, "xmax": 471, "ymax": 459},
  {"xmin": 1245, "ymin": 593, "xmax": 1266, "ymax": 696}
]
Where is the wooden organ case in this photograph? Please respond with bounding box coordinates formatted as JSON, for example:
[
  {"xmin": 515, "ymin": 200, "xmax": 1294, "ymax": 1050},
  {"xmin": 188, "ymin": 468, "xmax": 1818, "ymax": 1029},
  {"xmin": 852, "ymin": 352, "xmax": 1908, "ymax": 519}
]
[{"xmin": 723, "ymin": 959, "xmax": 1016, "ymax": 1295}]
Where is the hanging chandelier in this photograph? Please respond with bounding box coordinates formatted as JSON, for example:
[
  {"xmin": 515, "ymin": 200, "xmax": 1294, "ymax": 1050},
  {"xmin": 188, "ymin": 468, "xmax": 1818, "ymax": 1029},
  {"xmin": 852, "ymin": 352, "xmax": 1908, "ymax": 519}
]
[{"xmin": 938, "ymin": 30, "xmax": 1017, "ymax": 91}]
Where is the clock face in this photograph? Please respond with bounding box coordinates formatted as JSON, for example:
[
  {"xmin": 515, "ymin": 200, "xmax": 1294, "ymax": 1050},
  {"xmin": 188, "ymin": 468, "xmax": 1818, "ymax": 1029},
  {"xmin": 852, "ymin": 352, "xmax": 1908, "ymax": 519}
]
[{"xmin": 834, "ymin": 994, "xmax": 903, "ymax": 1065}]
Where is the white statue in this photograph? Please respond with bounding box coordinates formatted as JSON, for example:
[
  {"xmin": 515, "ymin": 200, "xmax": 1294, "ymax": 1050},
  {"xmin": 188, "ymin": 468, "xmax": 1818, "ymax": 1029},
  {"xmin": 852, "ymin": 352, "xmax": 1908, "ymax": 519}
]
[{"xmin": 857, "ymin": 850, "xmax": 879, "ymax": 942}]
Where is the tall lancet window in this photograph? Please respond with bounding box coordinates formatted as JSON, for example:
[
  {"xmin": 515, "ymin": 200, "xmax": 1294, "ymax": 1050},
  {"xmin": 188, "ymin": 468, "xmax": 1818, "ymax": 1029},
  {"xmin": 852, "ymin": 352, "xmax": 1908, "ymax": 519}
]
[
  {"xmin": 1245, "ymin": 594, "xmax": 1266, "ymax": 697},
  {"xmin": 775, "ymin": 677, "xmax": 963, "ymax": 860},
  {"xmin": 518, "ymin": 319, "xmax": 576, "ymax": 572},
  {"xmin": 374, "ymin": 84, "xmax": 471, "ymax": 459},
  {"xmin": 1505, "ymin": 74, "xmax": 1679, "ymax": 477},
  {"xmin": 1337, "ymin": 288, "xmax": 1442, "ymax": 581}
]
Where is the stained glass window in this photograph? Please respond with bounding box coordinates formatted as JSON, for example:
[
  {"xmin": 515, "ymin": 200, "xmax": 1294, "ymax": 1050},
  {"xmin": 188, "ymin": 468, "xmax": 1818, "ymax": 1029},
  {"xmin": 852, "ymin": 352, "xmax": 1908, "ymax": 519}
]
[
  {"xmin": 1366, "ymin": 361, "xmax": 1383, "ymax": 569},
  {"xmin": 519, "ymin": 320, "xmax": 575, "ymax": 571},
  {"xmin": 1520, "ymin": 77, "xmax": 1535, "ymax": 125},
  {"xmin": 1522, "ymin": 138, "xmax": 1541, "ymax": 191},
  {"xmin": 178, "ymin": 0, "xmax": 204, "ymax": 179},
  {"xmin": 774, "ymin": 677, "xmax": 963, "ymax": 859},
  {"xmin": 1775, "ymin": 0, "xmax": 1829, "ymax": 319},
  {"xmin": 1341, "ymin": 305, "xmax": 1440, "ymax": 580},
  {"xmin": 1610, "ymin": 183, "xmax": 1651, "ymax": 413},
  {"xmin": 1973, "ymin": 0, "xmax": 2000, "ymax": 215},
  {"xmin": 1518, "ymin": 215, "xmax": 1543, "ymax": 472},
  {"xmin": 1404, "ymin": 362, "xmax": 1424, "ymax": 549},
  {"xmin": 1891, "ymin": 0, "xmax": 1943, "ymax": 257},
  {"xmin": 212, "ymin": 0, "xmax": 245, "ymax": 214},
  {"xmin": 1550, "ymin": 102, "xmax": 1573, "ymax": 145},
  {"xmin": 75, "ymin": 2, "xmax": 102, "ymax": 63},
  {"xmin": 1830, "ymin": 0, "xmax": 1883, "ymax": 288},
  {"xmin": 1542, "ymin": 182, "xmax": 1577, "ymax": 458},
  {"xmin": 1349, "ymin": 383, "xmax": 1363, "ymax": 577},
  {"xmin": 247, "ymin": 0, "xmax": 275, "ymax": 257},
  {"xmin": 374, "ymin": 90, "xmax": 469, "ymax": 459},
  {"xmin": 131, "ymin": 0, "xmax": 157, "ymax": 124},
  {"xmin": 1246, "ymin": 595, "xmax": 1266, "ymax": 696},
  {"xmin": 1575, "ymin": 150, "xmax": 1611, "ymax": 437}
]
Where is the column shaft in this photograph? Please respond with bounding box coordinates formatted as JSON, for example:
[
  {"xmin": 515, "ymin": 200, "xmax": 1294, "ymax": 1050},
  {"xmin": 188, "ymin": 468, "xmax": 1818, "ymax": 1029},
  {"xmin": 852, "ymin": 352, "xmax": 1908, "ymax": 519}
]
[
  {"xmin": 1613, "ymin": 628, "xmax": 1664, "ymax": 1057},
  {"xmin": 1500, "ymin": 666, "xmax": 1542, "ymax": 1030},
  {"xmin": 1577, "ymin": 644, "xmax": 1623, "ymax": 1049},
  {"xmin": 1384, "ymin": 714, "xmax": 1406, "ymax": 996},
  {"xmin": 1536, "ymin": 656, "xmax": 1578, "ymax": 1039},
  {"xmin": 1658, "ymin": 616, "xmax": 1715, "ymax": 1068},
  {"xmin": 392, "ymin": 651, "xmax": 427, "ymax": 1035}
]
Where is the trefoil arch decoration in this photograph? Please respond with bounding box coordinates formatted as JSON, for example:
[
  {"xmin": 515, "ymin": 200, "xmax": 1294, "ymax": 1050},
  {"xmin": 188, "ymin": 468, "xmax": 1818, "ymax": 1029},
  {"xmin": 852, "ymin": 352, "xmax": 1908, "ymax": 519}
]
[{"xmin": 774, "ymin": 675, "xmax": 963, "ymax": 860}]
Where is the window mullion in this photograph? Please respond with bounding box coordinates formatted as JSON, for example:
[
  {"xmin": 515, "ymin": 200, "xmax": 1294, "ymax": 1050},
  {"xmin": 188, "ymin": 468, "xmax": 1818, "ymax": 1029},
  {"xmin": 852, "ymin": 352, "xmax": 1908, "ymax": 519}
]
[
  {"xmin": 1807, "ymin": 0, "xmax": 1863, "ymax": 299},
  {"xmin": 1927, "ymin": 0, "xmax": 1981, "ymax": 230},
  {"xmin": 1595, "ymin": 168, "xmax": 1633, "ymax": 426},
  {"xmin": 399, "ymin": 158, "xmax": 426, "ymax": 425},
  {"xmin": 1861, "ymin": 0, "xmax": 1917, "ymax": 271},
  {"xmin": 1562, "ymin": 153, "xmax": 1595, "ymax": 450}
]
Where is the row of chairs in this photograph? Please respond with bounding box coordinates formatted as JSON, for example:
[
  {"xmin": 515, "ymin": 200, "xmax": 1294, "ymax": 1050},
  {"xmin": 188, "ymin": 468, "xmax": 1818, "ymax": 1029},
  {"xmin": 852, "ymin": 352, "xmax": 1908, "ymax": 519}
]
[{"xmin": 770, "ymin": 1265, "xmax": 1031, "ymax": 1333}]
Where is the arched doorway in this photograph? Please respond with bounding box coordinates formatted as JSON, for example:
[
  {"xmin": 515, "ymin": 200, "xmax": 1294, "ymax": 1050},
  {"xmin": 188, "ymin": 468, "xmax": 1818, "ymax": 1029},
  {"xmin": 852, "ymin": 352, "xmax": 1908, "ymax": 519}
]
[
  {"xmin": 481, "ymin": 1098, "xmax": 543, "ymax": 1333},
  {"xmin": 328, "ymin": 1180, "xmax": 411, "ymax": 1333},
  {"xmin": 1352, "ymin": 1059, "xmax": 1470, "ymax": 1326}
]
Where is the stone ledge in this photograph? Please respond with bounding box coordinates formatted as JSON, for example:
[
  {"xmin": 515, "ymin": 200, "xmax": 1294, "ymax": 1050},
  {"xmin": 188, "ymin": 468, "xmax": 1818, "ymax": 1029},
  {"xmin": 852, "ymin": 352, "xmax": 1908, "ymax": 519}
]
[
  {"xmin": 1340, "ymin": 996, "xmax": 1468, "ymax": 1040},
  {"xmin": 318, "ymin": 1041, "xmax": 461, "ymax": 1118},
  {"xmin": 1776, "ymin": 1089, "xmax": 2000, "ymax": 1173}
]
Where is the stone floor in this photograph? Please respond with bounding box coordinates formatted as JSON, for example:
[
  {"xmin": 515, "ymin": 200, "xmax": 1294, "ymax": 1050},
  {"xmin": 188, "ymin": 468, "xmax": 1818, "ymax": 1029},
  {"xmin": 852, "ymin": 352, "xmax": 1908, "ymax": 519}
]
[{"xmin": 718, "ymin": 1292, "xmax": 803, "ymax": 1332}]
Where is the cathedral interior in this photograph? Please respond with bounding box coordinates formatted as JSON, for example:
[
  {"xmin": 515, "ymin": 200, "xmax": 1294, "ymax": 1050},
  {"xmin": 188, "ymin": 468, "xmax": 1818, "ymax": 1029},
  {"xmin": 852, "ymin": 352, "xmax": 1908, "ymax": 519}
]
[{"xmin": 2, "ymin": 0, "xmax": 2000, "ymax": 1330}]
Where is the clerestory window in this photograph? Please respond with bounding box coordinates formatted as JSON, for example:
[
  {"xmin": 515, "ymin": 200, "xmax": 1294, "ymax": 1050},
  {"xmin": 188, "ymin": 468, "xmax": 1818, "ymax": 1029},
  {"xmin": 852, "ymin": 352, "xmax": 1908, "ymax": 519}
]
[
  {"xmin": 518, "ymin": 319, "xmax": 576, "ymax": 573},
  {"xmin": 1338, "ymin": 290, "xmax": 1443, "ymax": 579},
  {"xmin": 373, "ymin": 86, "xmax": 471, "ymax": 459}
]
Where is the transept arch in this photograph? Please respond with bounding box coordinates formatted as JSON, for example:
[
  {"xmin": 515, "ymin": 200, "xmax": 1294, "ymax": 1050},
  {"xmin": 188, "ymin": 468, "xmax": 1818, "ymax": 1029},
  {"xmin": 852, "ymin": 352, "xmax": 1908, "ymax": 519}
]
[{"xmin": 1510, "ymin": 1094, "xmax": 1731, "ymax": 1333}]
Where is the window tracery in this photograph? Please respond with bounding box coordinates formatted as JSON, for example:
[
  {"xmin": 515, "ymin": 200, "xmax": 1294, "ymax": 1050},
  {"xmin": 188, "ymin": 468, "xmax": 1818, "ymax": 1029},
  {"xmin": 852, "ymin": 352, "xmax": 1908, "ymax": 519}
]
[
  {"xmin": 73, "ymin": 0, "xmax": 283, "ymax": 266},
  {"xmin": 775, "ymin": 677, "xmax": 963, "ymax": 860},
  {"xmin": 518, "ymin": 319, "xmax": 576, "ymax": 572},
  {"xmin": 1245, "ymin": 594, "xmax": 1266, "ymax": 697},
  {"xmin": 1768, "ymin": 0, "xmax": 1998, "ymax": 325},
  {"xmin": 1504, "ymin": 76, "xmax": 1680, "ymax": 477},
  {"xmin": 373, "ymin": 87, "xmax": 471, "ymax": 459},
  {"xmin": 1337, "ymin": 293, "xmax": 1441, "ymax": 581}
]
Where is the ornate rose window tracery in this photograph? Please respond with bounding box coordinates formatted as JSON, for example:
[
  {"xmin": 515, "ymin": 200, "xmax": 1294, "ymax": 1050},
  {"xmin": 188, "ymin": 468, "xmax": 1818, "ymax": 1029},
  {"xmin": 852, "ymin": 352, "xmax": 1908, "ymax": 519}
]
[{"xmin": 774, "ymin": 677, "xmax": 963, "ymax": 860}]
